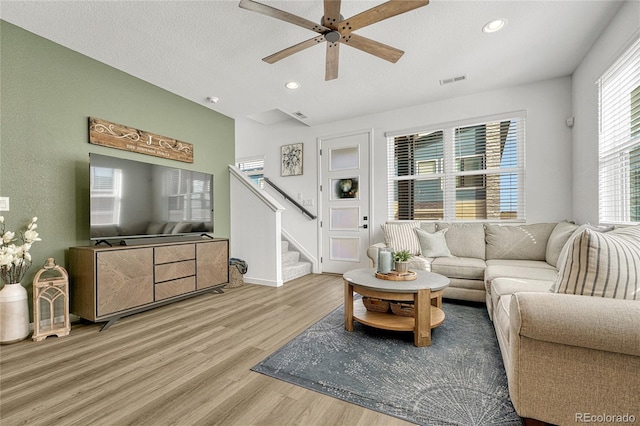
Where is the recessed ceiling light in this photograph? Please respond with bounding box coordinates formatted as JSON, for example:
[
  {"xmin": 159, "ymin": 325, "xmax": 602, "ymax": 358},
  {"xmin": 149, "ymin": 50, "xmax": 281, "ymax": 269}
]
[
  {"xmin": 285, "ymin": 81, "xmax": 300, "ymax": 90},
  {"xmin": 482, "ymin": 19, "xmax": 507, "ymax": 33}
]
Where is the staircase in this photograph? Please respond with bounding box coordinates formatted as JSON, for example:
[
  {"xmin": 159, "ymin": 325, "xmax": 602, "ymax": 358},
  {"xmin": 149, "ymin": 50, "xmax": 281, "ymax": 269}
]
[{"xmin": 281, "ymin": 240, "xmax": 312, "ymax": 283}]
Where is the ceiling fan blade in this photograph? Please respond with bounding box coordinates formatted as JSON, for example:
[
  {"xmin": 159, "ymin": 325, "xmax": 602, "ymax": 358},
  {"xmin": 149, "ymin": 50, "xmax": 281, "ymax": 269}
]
[
  {"xmin": 338, "ymin": 0, "xmax": 429, "ymax": 33},
  {"xmin": 263, "ymin": 36, "xmax": 325, "ymax": 64},
  {"xmin": 239, "ymin": 0, "xmax": 330, "ymax": 34},
  {"xmin": 343, "ymin": 33, "xmax": 404, "ymax": 63},
  {"xmin": 325, "ymin": 42, "xmax": 340, "ymax": 80},
  {"xmin": 323, "ymin": 0, "xmax": 342, "ymax": 29}
]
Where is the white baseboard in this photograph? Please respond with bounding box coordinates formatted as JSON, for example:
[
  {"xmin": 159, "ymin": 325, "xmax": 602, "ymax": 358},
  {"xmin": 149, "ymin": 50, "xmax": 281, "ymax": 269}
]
[{"xmin": 242, "ymin": 276, "xmax": 283, "ymax": 287}]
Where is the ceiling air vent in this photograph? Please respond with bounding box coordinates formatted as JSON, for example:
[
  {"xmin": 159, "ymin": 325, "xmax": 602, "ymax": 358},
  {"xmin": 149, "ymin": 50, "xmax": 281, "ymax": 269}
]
[{"xmin": 439, "ymin": 75, "xmax": 467, "ymax": 85}]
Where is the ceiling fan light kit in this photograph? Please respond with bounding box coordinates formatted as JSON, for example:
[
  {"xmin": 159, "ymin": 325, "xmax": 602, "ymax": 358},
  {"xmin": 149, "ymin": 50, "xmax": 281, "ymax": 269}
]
[{"xmin": 239, "ymin": 0, "xmax": 430, "ymax": 81}]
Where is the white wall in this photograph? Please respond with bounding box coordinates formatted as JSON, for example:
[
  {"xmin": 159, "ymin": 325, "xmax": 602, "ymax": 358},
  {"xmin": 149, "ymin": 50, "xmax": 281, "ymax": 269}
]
[
  {"xmin": 572, "ymin": 0, "xmax": 640, "ymax": 225},
  {"xmin": 230, "ymin": 171, "xmax": 283, "ymax": 286},
  {"xmin": 236, "ymin": 76, "xmax": 574, "ymax": 262}
]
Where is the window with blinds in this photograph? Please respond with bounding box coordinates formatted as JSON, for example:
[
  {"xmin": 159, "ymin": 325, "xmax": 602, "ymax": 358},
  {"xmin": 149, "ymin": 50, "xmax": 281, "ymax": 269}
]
[
  {"xmin": 237, "ymin": 157, "xmax": 265, "ymax": 188},
  {"xmin": 387, "ymin": 113, "xmax": 525, "ymax": 221},
  {"xmin": 598, "ymin": 36, "xmax": 640, "ymax": 224}
]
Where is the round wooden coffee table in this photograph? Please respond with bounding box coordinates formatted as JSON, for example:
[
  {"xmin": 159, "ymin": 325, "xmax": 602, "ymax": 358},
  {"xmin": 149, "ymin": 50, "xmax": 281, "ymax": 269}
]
[{"xmin": 343, "ymin": 268, "xmax": 450, "ymax": 347}]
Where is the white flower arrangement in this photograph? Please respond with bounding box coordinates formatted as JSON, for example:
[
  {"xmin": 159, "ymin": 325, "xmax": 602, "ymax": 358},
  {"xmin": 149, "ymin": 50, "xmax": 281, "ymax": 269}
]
[{"xmin": 0, "ymin": 216, "xmax": 42, "ymax": 285}]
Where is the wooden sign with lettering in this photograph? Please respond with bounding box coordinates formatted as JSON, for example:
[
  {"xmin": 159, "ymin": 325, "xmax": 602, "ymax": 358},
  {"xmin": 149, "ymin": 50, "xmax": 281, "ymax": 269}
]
[{"xmin": 89, "ymin": 117, "xmax": 193, "ymax": 163}]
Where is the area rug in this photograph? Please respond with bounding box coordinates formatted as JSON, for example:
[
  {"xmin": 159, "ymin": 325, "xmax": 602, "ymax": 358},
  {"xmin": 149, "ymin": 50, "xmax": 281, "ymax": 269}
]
[{"xmin": 252, "ymin": 300, "xmax": 523, "ymax": 425}]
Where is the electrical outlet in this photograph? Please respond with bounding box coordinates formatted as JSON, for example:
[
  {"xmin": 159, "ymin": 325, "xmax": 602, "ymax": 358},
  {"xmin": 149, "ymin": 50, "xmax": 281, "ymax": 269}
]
[
  {"xmin": 303, "ymin": 199, "xmax": 314, "ymax": 206},
  {"xmin": 0, "ymin": 197, "xmax": 9, "ymax": 211}
]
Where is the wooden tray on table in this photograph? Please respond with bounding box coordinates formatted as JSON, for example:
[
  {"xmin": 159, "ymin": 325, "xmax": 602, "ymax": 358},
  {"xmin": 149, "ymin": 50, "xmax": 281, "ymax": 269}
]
[{"xmin": 375, "ymin": 270, "xmax": 417, "ymax": 281}]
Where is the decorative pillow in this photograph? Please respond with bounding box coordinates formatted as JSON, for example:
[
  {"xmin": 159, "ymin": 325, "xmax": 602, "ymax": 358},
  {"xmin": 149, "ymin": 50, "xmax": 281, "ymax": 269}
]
[
  {"xmin": 485, "ymin": 223, "xmax": 557, "ymax": 261},
  {"xmin": 381, "ymin": 221, "xmax": 421, "ymax": 255},
  {"xmin": 436, "ymin": 222, "xmax": 486, "ymax": 259},
  {"xmin": 553, "ymin": 225, "xmax": 640, "ymax": 299},
  {"xmin": 545, "ymin": 221, "xmax": 579, "ymax": 267},
  {"xmin": 548, "ymin": 224, "xmax": 612, "ymax": 292},
  {"xmin": 415, "ymin": 228, "xmax": 452, "ymax": 258}
]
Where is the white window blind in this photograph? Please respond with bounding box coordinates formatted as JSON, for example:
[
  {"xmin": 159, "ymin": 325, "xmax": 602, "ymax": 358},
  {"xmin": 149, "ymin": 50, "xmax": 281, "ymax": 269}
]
[
  {"xmin": 598, "ymin": 36, "xmax": 640, "ymax": 224},
  {"xmin": 387, "ymin": 113, "xmax": 525, "ymax": 221},
  {"xmin": 237, "ymin": 157, "xmax": 265, "ymax": 188}
]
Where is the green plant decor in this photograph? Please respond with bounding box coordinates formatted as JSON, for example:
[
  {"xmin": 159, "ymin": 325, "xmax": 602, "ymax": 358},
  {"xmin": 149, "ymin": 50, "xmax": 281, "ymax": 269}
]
[{"xmin": 393, "ymin": 250, "xmax": 412, "ymax": 262}]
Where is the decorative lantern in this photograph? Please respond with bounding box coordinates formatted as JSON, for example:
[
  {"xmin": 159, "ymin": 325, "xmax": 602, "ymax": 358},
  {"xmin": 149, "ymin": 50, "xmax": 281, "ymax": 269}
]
[{"xmin": 32, "ymin": 258, "xmax": 70, "ymax": 342}]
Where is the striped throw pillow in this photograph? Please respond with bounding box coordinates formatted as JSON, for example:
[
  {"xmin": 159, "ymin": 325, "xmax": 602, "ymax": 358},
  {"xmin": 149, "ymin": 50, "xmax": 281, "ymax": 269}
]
[
  {"xmin": 381, "ymin": 221, "xmax": 422, "ymax": 256},
  {"xmin": 553, "ymin": 225, "xmax": 640, "ymax": 299}
]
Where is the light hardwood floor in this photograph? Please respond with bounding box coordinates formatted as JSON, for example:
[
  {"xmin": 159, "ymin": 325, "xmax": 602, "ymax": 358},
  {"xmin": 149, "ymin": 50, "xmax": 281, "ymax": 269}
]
[{"xmin": 0, "ymin": 274, "xmax": 413, "ymax": 426}]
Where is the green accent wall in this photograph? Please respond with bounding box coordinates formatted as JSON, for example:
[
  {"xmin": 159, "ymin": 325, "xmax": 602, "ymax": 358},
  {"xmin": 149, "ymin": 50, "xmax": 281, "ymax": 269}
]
[{"xmin": 0, "ymin": 21, "xmax": 234, "ymax": 301}]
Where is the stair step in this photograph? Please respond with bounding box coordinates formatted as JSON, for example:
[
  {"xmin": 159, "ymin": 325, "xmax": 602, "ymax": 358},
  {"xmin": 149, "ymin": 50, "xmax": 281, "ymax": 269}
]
[
  {"xmin": 282, "ymin": 261, "xmax": 312, "ymax": 283},
  {"xmin": 280, "ymin": 240, "xmax": 312, "ymax": 282},
  {"xmin": 282, "ymin": 250, "xmax": 300, "ymax": 265}
]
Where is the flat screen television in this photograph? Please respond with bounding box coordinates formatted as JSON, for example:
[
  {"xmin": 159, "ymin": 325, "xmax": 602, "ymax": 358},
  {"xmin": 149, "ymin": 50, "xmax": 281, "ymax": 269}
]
[{"xmin": 89, "ymin": 153, "xmax": 213, "ymax": 241}]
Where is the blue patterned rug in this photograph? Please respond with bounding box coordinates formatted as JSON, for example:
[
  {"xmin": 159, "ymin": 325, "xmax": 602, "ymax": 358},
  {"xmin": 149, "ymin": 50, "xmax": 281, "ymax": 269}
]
[{"xmin": 252, "ymin": 300, "xmax": 523, "ymax": 425}]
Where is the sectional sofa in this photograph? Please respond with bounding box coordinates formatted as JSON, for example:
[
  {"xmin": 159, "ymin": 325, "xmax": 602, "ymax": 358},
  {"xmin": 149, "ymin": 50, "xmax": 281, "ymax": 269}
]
[{"xmin": 367, "ymin": 221, "xmax": 640, "ymax": 425}]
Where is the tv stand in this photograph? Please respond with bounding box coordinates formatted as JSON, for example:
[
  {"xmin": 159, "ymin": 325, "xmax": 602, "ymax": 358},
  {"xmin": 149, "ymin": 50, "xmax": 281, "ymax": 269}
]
[
  {"xmin": 69, "ymin": 238, "xmax": 229, "ymax": 331},
  {"xmin": 94, "ymin": 239, "xmax": 113, "ymax": 247}
]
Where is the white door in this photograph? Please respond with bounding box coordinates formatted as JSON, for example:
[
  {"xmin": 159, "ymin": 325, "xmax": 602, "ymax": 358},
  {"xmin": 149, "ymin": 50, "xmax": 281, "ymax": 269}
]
[{"xmin": 318, "ymin": 130, "xmax": 372, "ymax": 274}]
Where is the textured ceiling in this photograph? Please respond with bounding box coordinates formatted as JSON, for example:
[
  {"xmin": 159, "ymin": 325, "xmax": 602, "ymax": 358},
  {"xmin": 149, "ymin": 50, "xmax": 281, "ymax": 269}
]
[{"xmin": 0, "ymin": 0, "xmax": 624, "ymax": 126}]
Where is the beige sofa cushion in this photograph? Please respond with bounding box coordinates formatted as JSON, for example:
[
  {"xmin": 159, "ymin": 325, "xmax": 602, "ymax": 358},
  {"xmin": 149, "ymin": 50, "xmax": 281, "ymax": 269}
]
[
  {"xmin": 492, "ymin": 277, "xmax": 556, "ymax": 297},
  {"xmin": 415, "ymin": 228, "xmax": 452, "ymax": 257},
  {"xmin": 431, "ymin": 256, "xmax": 486, "ymax": 280},
  {"xmin": 436, "ymin": 222, "xmax": 486, "ymax": 259},
  {"xmin": 553, "ymin": 225, "xmax": 640, "ymax": 299},
  {"xmin": 545, "ymin": 221, "xmax": 579, "ymax": 267},
  {"xmin": 485, "ymin": 265, "xmax": 557, "ymax": 294},
  {"xmin": 486, "ymin": 276, "xmax": 554, "ymax": 320},
  {"xmin": 486, "ymin": 259, "xmax": 556, "ymax": 270},
  {"xmin": 408, "ymin": 255, "xmax": 432, "ymax": 271},
  {"xmin": 491, "ymin": 278, "xmax": 555, "ymax": 315},
  {"xmin": 381, "ymin": 221, "xmax": 422, "ymax": 255},
  {"xmin": 485, "ymin": 223, "xmax": 556, "ymax": 260}
]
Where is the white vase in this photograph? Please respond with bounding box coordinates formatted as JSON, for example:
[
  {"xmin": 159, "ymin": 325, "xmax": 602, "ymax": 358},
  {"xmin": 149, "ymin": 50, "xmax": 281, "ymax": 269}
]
[{"xmin": 0, "ymin": 282, "xmax": 30, "ymax": 344}]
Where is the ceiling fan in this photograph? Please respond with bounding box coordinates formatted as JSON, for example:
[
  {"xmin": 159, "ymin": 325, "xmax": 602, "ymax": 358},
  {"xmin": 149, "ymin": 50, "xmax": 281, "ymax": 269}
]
[{"xmin": 239, "ymin": 0, "xmax": 429, "ymax": 81}]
